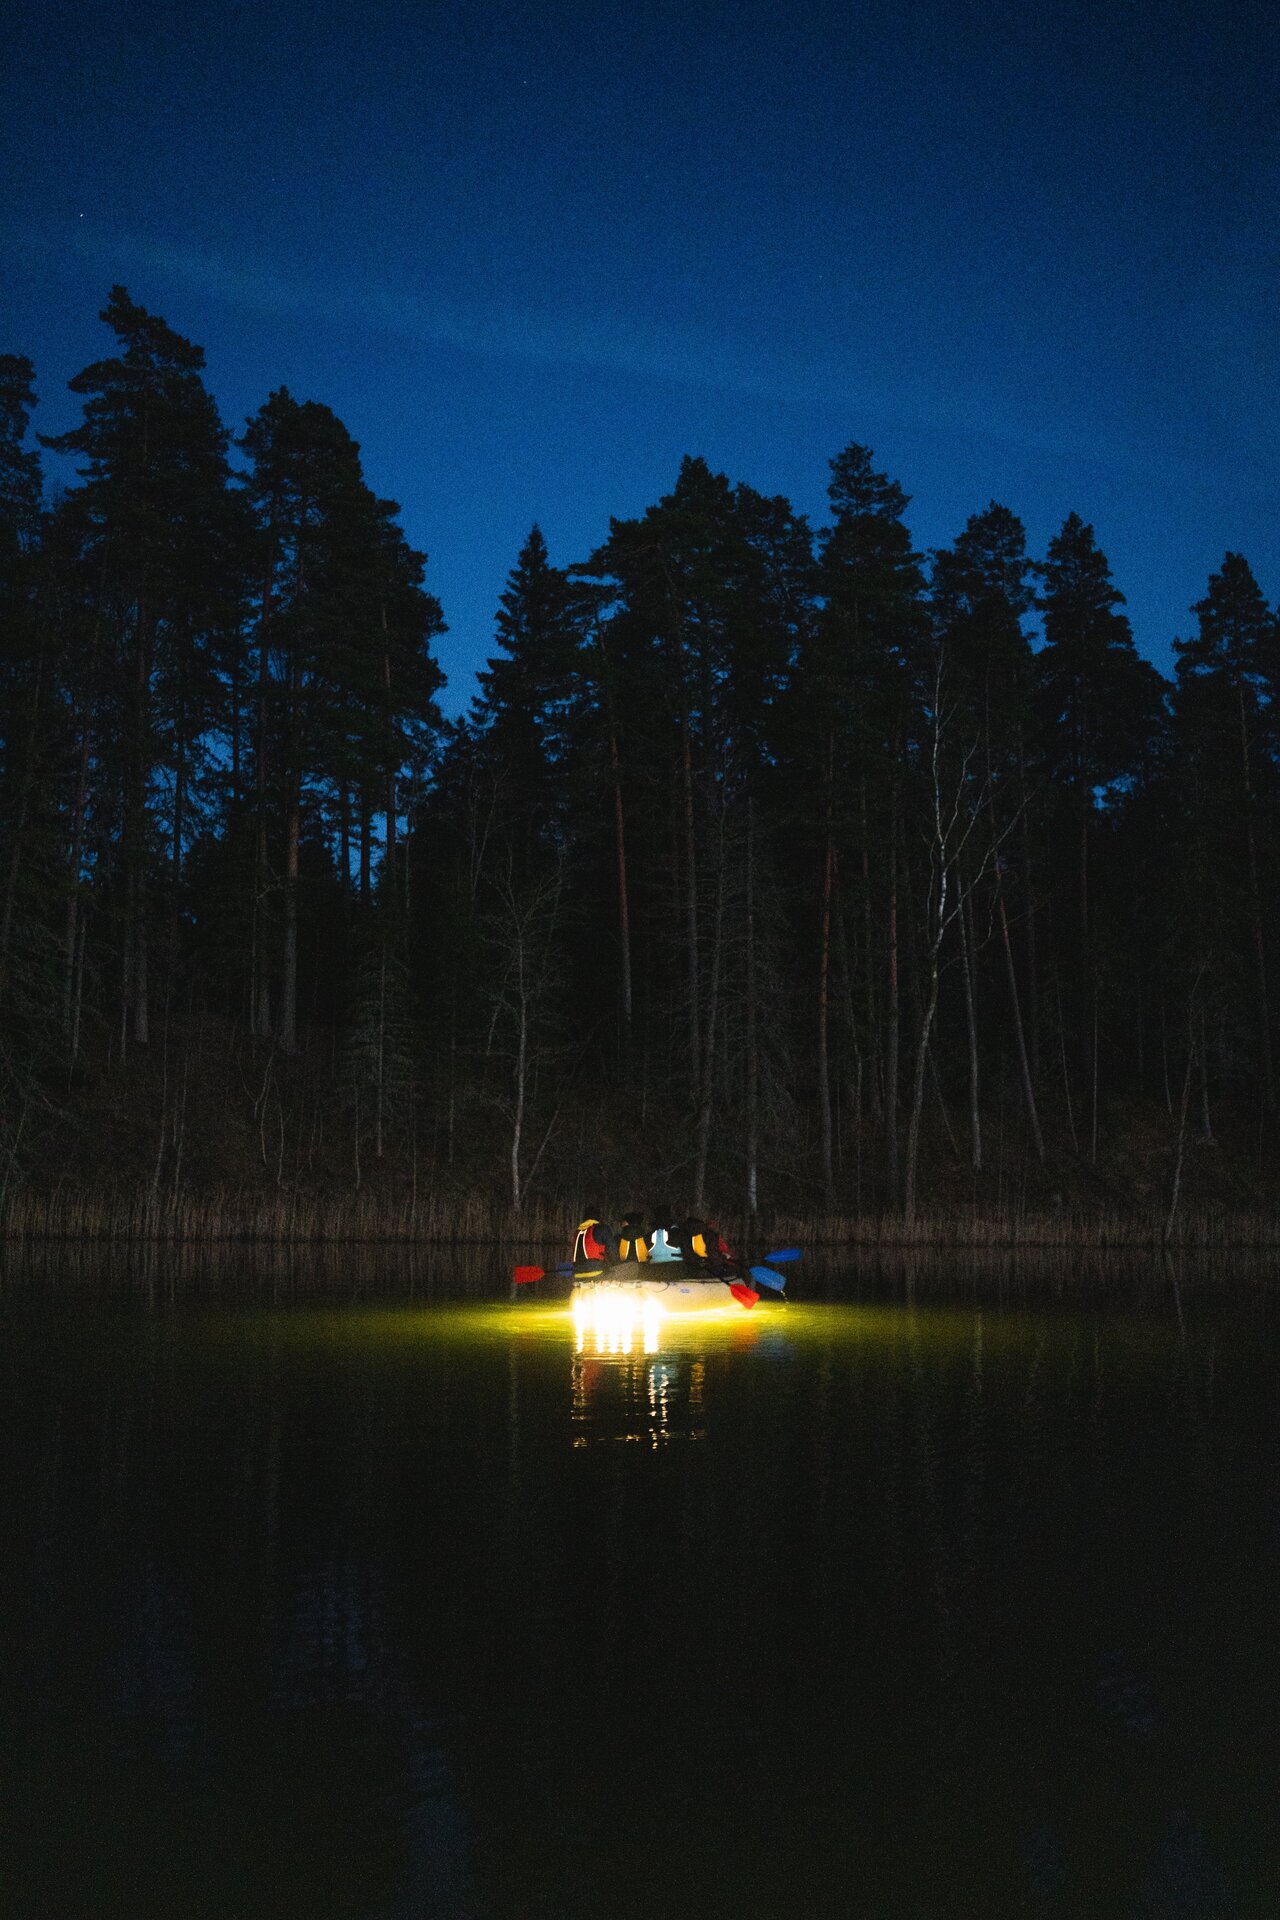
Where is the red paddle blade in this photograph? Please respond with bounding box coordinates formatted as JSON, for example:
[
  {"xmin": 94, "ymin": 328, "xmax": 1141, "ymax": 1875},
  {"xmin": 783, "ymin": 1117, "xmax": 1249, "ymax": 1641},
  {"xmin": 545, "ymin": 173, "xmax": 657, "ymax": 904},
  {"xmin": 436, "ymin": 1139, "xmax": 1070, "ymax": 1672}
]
[
  {"xmin": 729, "ymin": 1283, "xmax": 760, "ymax": 1310},
  {"xmin": 513, "ymin": 1266, "xmax": 545, "ymax": 1284}
]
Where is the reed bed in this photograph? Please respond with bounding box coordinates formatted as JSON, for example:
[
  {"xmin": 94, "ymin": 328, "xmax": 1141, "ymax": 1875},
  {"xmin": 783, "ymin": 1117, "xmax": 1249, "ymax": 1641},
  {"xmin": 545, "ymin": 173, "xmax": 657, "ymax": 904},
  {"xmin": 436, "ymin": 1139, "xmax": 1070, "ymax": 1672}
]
[
  {"xmin": 769, "ymin": 1208, "xmax": 1280, "ymax": 1251},
  {"xmin": 0, "ymin": 1186, "xmax": 568, "ymax": 1248},
  {"xmin": 4, "ymin": 1185, "xmax": 1280, "ymax": 1251}
]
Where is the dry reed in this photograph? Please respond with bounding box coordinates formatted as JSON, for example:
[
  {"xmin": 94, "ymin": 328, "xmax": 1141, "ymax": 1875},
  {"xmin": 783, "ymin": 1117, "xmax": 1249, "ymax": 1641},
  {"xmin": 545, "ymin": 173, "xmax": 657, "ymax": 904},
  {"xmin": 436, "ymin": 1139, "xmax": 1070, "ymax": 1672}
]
[{"xmin": 3, "ymin": 1186, "xmax": 1280, "ymax": 1251}]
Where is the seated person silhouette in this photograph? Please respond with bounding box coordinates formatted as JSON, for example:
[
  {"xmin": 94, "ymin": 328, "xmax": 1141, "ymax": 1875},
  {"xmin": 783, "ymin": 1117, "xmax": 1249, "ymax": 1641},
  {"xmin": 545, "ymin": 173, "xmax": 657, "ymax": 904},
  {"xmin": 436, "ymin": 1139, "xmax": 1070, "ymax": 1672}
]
[
  {"xmin": 647, "ymin": 1206, "xmax": 683, "ymax": 1264},
  {"xmin": 683, "ymin": 1218, "xmax": 733, "ymax": 1275},
  {"xmin": 617, "ymin": 1213, "xmax": 649, "ymax": 1262},
  {"xmin": 572, "ymin": 1217, "xmax": 616, "ymax": 1270}
]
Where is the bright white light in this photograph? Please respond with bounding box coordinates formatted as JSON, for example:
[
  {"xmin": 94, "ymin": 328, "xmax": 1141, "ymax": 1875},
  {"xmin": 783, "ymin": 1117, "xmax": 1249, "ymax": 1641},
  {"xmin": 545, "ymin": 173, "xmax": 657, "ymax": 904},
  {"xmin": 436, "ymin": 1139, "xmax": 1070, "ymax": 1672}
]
[{"xmin": 571, "ymin": 1286, "xmax": 667, "ymax": 1355}]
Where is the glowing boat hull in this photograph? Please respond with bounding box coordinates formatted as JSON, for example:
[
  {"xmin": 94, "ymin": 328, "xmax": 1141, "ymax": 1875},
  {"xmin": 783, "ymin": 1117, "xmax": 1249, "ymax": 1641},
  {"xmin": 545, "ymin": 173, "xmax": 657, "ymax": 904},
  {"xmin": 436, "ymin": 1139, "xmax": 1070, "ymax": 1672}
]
[{"xmin": 571, "ymin": 1269, "xmax": 739, "ymax": 1315}]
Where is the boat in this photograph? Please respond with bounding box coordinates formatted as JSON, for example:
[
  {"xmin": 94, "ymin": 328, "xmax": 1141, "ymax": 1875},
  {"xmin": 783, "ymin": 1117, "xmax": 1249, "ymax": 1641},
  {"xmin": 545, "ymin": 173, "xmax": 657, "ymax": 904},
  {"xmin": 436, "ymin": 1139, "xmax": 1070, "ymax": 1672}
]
[
  {"xmin": 570, "ymin": 1264, "xmax": 751, "ymax": 1351},
  {"xmin": 571, "ymin": 1265, "xmax": 743, "ymax": 1315},
  {"xmin": 514, "ymin": 1226, "xmax": 795, "ymax": 1319}
]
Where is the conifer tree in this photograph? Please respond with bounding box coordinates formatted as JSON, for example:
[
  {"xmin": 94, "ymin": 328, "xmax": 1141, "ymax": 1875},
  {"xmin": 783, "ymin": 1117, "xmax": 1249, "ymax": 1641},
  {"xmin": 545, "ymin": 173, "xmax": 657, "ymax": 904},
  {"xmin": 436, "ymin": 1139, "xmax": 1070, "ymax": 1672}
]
[
  {"xmin": 1038, "ymin": 514, "xmax": 1165, "ymax": 941},
  {"xmin": 41, "ymin": 289, "xmax": 236, "ymax": 1050},
  {"xmin": 1173, "ymin": 553, "xmax": 1278, "ymax": 1104},
  {"xmin": 471, "ymin": 524, "xmax": 583, "ymax": 866},
  {"xmin": 240, "ymin": 389, "xmax": 444, "ymax": 1050},
  {"xmin": 342, "ymin": 936, "xmax": 420, "ymax": 1167},
  {"xmin": 1038, "ymin": 513, "xmax": 1166, "ymax": 1156},
  {"xmin": 0, "ymin": 354, "xmax": 46, "ymax": 1001},
  {"xmin": 930, "ymin": 503, "xmax": 1039, "ymax": 1167},
  {"xmin": 810, "ymin": 442, "xmax": 926, "ymax": 1206}
]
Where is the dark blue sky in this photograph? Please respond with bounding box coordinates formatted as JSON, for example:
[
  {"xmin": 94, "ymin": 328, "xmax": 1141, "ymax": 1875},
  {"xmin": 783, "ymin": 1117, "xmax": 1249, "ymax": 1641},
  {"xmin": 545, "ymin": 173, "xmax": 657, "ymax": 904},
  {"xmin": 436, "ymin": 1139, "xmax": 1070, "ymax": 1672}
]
[{"xmin": 5, "ymin": 0, "xmax": 1277, "ymax": 713}]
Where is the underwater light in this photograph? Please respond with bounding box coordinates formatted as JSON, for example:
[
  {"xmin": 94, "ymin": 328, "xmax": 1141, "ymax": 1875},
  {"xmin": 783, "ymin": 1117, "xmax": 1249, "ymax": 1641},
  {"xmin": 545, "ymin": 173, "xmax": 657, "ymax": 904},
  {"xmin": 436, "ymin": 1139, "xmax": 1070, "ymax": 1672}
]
[{"xmin": 572, "ymin": 1288, "xmax": 665, "ymax": 1355}]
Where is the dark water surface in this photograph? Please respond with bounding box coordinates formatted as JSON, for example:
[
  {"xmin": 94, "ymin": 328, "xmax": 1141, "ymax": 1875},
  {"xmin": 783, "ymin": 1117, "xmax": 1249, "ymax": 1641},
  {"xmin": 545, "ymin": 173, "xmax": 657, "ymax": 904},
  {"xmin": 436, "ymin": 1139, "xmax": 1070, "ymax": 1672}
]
[{"xmin": 1, "ymin": 1246, "xmax": 1277, "ymax": 1918}]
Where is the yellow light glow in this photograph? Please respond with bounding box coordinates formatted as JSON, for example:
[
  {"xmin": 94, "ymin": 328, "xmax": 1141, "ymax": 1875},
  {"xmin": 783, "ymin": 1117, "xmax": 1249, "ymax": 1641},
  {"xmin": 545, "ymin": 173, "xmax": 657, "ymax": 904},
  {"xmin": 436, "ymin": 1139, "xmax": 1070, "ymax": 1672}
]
[{"xmin": 571, "ymin": 1286, "xmax": 670, "ymax": 1356}]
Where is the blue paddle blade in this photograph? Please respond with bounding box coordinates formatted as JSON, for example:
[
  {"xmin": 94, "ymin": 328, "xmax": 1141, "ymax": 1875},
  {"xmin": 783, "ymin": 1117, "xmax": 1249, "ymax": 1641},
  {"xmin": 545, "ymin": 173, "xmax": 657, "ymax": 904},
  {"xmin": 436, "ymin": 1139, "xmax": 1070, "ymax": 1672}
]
[
  {"xmin": 750, "ymin": 1265, "xmax": 787, "ymax": 1293},
  {"xmin": 764, "ymin": 1248, "xmax": 802, "ymax": 1263}
]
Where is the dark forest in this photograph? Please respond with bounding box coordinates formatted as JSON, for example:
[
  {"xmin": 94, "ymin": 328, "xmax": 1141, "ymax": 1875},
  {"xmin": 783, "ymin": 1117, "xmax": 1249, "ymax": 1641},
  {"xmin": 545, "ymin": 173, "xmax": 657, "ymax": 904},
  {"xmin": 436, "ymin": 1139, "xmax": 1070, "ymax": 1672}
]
[{"xmin": 3, "ymin": 290, "xmax": 1278, "ymax": 1237}]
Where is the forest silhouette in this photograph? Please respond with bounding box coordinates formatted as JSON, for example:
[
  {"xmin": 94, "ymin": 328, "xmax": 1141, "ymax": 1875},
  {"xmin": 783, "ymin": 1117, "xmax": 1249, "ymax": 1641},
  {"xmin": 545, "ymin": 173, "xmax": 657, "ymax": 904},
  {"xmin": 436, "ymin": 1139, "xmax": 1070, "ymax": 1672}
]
[{"xmin": 2, "ymin": 290, "xmax": 1278, "ymax": 1237}]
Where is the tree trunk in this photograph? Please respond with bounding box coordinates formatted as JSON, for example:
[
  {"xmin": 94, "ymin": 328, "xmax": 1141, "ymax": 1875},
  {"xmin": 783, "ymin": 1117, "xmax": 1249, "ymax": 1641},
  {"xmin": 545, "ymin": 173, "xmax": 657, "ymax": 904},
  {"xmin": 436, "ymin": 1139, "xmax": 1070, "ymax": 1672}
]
[
  {"xmin": 1238, "ymin": 685, "xmax": 1274, "ymax": 1106},
  {"xmin": 693, "ymin": 794, "xmax": 727, "ymax": 1212},
  {"xmin": 230, "ymin": 649, "xmax": 243, "ymax": 806},
  {"xmin": 745, "ymin": 796, "xmax": 759, "ymax": 1220},
  {"xmin": 382, "ymin": 607, "xmax": 398, "ymax": 911},
  {"xmin": 958, "ymin": 878, "xmax": 982, "ymax": 1172},
  {"xmin": 385, "ymin": 769, "xmax": 397, "ymax": 904},
  {"xmin": 1019, "ymin": 745, "xmax": 1039, "ymax": 1087},
  {"xmin": 904, "ymin": 937, "xmax": 943, "ymax": 1220},
  {"xmin": 681, "ymin": 709, "xmax": 700, "ymax": 1097},
  {"xmin": 904, "ymin": 699, "xmax": 957, "ymax": 1219},
  {"xmin": 1197, "ymin": 1002, "xmax": 1214, "ymax": 1144},
  {"xmin": 375, "ymin": 942, "xmax": 386, "ymax": 1159},
  {"xmin": 253, "ymin": 560, "xmax": 273, "ymax": 1040},
  {"xmin": 885, "ymin": 774, "xmax": 901, "ymax": 1207},
  {"xmin": 0, "ymin": 643, "xmax": 43, "ymax": 996},
  {"xmin": 280, "ymin": 794, "xmax": 299, "ymax": 1053},
  {"xmin": 63, "ymin": 718, "xmax": 91, "ymax": 1044},
  {"xmin": 70, "ymin": 906, "xmax": 87, "ymax": 1068},
  {"xmin": 171, "ymin": 717, "xmax": 186, "ymax": 975},
  {"xmin": 511, "ymin": 959, "xmax": 527, "ymax": 1215},
  {"xmin": 133, "ymin": 876, "xmax": 149, "ymax": 1047},
  {"xmin": 339, "ymin": 787, "xmax": 352, "ymax": 906},
  {"xmin": 859, "ymin": 774, "xmax": 881, "ymax": 1124},
  {"xmin": 1089, "ymin": 994, "xmax": 1099, "ymax": 1165},
  {"xmin": 817, "ymin": 736, "xmax": 836, "ymax": 1208},
  {"xmin": 998, "ymin": 888, "xmax": 1044, "ymax": 1161},
  {"xmin": 609, "ymin": 720, "xmax": 633, "ymax": 1056},
  {"xmin": 1056, "ymin": 975, "xmax": 1079, "ymax": 1156},
  {"xmin": 129, "ymin": 595, "xmax": 151, "ymax": 1045},
  {"xmin": 1164, "ymin": 1009, "xmax": 1196, "ymax": 1246}
]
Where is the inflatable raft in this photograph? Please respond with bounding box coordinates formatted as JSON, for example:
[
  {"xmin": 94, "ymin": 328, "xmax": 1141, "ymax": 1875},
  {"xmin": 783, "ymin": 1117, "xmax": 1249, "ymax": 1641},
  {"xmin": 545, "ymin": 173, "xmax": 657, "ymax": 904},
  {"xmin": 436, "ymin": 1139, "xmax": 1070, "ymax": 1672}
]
[
  {"xmin": 571, "ymin": 1267, "xmax": 741, "ymax": 1315},
  {"xmin": 514, "ymin": 1227, "xmax": 795, "ymax": 1318}
]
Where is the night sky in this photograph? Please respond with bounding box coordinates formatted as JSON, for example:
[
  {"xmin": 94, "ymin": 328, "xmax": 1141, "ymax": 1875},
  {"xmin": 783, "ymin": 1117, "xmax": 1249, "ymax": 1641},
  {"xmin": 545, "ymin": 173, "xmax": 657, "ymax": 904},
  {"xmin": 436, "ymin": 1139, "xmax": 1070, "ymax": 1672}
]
[{"xmin": 4, "ymin": 0, "xmax": 1277, "ymax": 714}]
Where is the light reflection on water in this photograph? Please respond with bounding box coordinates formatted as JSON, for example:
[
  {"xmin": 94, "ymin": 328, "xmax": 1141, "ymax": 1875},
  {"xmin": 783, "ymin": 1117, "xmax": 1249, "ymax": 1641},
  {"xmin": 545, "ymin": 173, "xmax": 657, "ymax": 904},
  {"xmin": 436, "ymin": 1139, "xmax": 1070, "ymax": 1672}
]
[{"xmin": 0, "ymin": 1246, "xmax": 1277, "ymax": 1917}]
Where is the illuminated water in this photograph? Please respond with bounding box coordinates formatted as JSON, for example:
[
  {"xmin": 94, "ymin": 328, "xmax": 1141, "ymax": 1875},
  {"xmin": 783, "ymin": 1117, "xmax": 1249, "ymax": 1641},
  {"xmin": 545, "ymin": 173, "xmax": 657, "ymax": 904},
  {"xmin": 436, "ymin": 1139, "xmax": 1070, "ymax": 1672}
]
[{"xmin": 1, "ymin": 1247, "xmax": 1277, "ymax": 1917}]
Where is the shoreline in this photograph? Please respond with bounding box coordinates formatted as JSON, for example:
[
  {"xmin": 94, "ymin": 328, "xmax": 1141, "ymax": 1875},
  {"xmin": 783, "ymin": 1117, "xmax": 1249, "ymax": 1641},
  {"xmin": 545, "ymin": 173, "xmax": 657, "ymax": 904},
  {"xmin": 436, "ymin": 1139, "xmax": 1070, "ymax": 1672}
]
[{"xmin": 4, "ymin": 1189, "xmax": 1280, "ymax": 1251}]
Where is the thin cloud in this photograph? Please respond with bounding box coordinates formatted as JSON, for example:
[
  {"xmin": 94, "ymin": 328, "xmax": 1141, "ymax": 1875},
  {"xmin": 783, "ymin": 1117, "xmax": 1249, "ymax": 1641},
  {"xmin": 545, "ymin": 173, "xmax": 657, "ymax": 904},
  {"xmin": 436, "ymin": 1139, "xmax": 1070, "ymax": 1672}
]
[
  {"xmin": 11, "ymin": 219, "xmax": 1228, "ymax": 488},
  {"xmin": 23, "ymin": 221, "xmax": 780, "ymax": 402}
]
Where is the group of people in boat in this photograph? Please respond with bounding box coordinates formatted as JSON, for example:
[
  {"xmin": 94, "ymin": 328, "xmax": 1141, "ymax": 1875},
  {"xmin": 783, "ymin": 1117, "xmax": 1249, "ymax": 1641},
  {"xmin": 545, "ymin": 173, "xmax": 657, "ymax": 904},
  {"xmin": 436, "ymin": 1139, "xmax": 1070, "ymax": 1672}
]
[{"xmin": 572, "ymin": 1210, "xmax": 736, "ymax": 1276}]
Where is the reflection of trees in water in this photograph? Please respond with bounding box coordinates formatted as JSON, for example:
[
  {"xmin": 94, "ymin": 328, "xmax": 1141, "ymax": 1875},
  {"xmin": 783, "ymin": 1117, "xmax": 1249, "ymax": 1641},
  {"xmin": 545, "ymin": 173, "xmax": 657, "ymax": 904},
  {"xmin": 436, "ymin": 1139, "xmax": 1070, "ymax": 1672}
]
[
  {"xmin": 0, "ymin": 1236, "xmax": 534, "ymax": 1301},
  {"xmin": 2, "ymin": 1252, "xmax": 1272, "ymax": 1917},
  {"xmin": 4, "ymin": 1318, "xmax": 474, "ymax": 1919}
]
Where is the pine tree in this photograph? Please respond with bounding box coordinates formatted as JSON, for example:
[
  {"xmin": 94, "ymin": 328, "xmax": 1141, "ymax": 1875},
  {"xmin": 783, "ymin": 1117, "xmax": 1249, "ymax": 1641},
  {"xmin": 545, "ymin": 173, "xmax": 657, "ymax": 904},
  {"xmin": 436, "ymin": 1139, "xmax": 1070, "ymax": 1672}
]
[
  {"xmin": 1038, "ymin": 514, "xmax": 1165, "ymax": 942},
  {"xmin": 1038, "ymin": 513, "xmax": 1166, "ymax": 1156},
  {"xmin": 41, "ymin": 288, "xmax": 237, "ymax": 1051},
  {"xmin": 1173, "ymin": 553, "xmax": 1279, "ymax": 1104},
  {"xmin": 810, "ymin": 443, "xmax": 927, "ymax": 1207},
  {"xmin": 342, "ymin": 936, "xmax": 421, "ymax": 1168},
  {"xmin": 930, "ymin": 503, "xmax": 1039, "ymax": 1169},
  {"xmin": 471, "ymin": 524, "xmax": 583, "ymax": 868},
  {"xmin": 0, "ymin": 354, "xmax": 47, "ymax": 999},
  {"xmin": 240, "ymin": 389, "xmax": 444, "ymax": 1050}
]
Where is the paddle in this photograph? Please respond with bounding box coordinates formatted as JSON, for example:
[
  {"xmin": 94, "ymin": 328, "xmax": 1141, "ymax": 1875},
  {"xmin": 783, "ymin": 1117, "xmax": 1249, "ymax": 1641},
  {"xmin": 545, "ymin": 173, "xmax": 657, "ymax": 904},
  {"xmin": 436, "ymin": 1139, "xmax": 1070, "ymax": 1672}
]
[
  {"xmin": 512, "ymin": 1261, "xmax": 579, "ymax": 1284},
  {"xmin": 728, "ymin": 1282, "xmax": 761, "ymax": 1309},
  {"xmin": 749, "ymin": 1265, "xmax": 788, "ymax": 1294},
  {"xmin": 763, "ymin": 1248, "xmax": 802, "ymax": 1263}
]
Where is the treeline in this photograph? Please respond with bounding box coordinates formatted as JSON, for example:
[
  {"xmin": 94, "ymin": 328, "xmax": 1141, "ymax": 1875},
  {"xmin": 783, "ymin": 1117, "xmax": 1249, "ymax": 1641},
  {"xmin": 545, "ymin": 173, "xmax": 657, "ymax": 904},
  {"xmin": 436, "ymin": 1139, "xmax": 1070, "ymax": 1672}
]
[{"xmin": 2, "ymin": 288, "xmax": 1278, "ymax": 1223}]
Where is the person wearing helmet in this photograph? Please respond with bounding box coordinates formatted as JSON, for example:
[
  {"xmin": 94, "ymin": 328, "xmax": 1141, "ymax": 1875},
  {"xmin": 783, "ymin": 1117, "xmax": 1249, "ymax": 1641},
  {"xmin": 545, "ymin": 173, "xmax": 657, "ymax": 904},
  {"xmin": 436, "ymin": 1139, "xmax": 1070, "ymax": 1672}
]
[
  {"xmin": 617, "ymin": 1212, "xmax": 649, "ymax": 1262},
  {"xmin": 572, "ymin": 1216, "xmax": 616, "ymax": 1270}
]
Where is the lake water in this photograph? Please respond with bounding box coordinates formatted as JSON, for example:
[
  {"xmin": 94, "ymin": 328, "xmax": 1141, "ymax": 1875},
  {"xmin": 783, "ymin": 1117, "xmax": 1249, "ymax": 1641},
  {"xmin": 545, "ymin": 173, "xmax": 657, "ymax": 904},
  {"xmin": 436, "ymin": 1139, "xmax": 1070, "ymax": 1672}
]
[{"xmin": 1, "ymin": 1245, "xmax": 1277, "ymax": 1917}]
